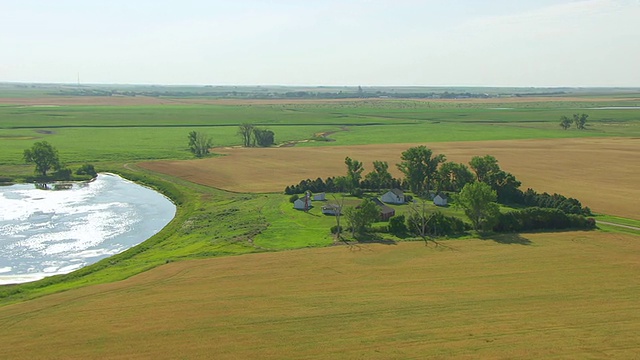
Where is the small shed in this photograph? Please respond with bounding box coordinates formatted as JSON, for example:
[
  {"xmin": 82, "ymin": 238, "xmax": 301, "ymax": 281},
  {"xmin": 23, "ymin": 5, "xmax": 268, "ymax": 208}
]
[
  {"xmin": 293, "ymin": 197, "xmax": 312, "ymax": 210},
  {"xmin": 322, "ymin": 204, "xmax": 341, "ymax": 216},
  {"xmin": 381, "ymin": 189, "xmax": 405, "ymax": 204},
  {"xmin": 313, "ymin": 192, "xmax": 326, "ymax": 201},
  {"xmin": 434, "ymin": 193, "xmax": 448, "ymax": 207}
]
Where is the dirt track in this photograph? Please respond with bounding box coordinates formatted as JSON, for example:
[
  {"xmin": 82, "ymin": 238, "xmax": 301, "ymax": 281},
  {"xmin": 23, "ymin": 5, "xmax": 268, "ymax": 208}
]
[{"xmin": 139, "ymin": 137, "xmax": 640, "ymax": 220}]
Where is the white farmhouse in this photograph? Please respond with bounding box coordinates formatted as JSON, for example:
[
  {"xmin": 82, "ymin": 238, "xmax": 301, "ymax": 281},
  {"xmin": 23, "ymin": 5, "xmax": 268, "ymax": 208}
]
[{"xmin": 381, "ymin": 189, "xmax": 405, "ymax": 204}]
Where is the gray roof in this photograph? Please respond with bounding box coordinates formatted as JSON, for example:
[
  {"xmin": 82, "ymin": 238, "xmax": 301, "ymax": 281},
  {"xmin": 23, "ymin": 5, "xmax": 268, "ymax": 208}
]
[{"xmin": 389, "ymin": 189, "xmax": 404, "ymax": 196}]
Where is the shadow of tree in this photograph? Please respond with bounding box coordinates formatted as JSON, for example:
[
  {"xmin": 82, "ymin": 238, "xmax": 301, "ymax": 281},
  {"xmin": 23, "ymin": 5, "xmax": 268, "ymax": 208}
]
[
  {"xmin": 354, "ymin": 233, "xmax": 397, "ymax": 245},
  {"xmin": 481, "ymin": 233, "xmax": 532, "ymax": 245}
]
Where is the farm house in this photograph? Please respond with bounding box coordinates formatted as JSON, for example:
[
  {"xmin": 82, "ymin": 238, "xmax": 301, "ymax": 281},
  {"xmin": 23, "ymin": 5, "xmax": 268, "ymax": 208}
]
[{"xmin": 381, "ymin": 189, "xmax": 405, "ymax": 204}]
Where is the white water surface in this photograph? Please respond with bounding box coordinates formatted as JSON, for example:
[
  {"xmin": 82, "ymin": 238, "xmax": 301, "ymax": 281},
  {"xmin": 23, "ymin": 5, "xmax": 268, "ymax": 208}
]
[{"xmin": 0, "ymin": 174, "xmax": 176, "ymax": 285}]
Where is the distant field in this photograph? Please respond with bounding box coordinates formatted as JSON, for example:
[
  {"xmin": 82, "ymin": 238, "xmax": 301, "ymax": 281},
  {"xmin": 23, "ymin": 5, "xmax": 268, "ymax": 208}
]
[
  {"xmin": 140, "ymin": 137, "xmax": 640, "ymax": 220},
  {"xmin": 1, "ymin": 231, "xmax": 638, "ymax": 359},
  {"xmin": 1, "ymin": 99, "xmax": 639, "ymax": 166}
]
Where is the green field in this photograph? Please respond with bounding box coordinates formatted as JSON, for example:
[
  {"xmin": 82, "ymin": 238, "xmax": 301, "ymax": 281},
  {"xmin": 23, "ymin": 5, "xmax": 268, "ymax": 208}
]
[
  {"xmin": 1, "ymin": 88, "xmax": 639, "ymax": 358},
  {"xmin": 1, "ymin": 101, "xmax": 639, "ymax": 166}
]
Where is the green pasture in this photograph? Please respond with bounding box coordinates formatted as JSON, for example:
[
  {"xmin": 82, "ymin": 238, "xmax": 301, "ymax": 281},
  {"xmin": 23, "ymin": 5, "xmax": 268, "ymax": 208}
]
[{"xmin": 1, "ymin": 102, "xmax": 639, "ymax": 168}]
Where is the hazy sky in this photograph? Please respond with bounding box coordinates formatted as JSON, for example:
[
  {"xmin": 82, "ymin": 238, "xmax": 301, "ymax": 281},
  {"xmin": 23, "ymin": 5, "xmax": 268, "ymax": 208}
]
[{"xmin": 1, "ymin": 0, "xmax": 639, "ymax": 86}]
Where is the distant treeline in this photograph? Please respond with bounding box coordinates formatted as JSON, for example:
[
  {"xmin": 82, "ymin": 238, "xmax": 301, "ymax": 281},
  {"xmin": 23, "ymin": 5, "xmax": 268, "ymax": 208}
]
[{"xmin": 51, "ymin": 88, "xmax": 546, "ymax": 100}]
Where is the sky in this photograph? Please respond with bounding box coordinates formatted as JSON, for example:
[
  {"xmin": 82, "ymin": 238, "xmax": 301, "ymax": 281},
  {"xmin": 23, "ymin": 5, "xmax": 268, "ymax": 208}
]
[{"xmin": 1, "ymin": 0, "xmax": 639, "ymax": 87}]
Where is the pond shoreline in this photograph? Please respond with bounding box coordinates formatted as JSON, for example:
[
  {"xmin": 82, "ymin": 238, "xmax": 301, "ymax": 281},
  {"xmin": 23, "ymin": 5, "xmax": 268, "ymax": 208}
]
[{"xmin": 0, "ymin": 173, "xmax": 176, "ymax": 285}]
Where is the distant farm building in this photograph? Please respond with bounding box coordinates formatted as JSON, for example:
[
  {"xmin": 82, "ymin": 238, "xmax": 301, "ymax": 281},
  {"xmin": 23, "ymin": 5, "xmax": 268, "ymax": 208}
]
[
  {"xmin": 434, "ymin": 193, "xmax": 448, "ymax": 207},
  {"xmin": 313, "ymin": 192, "xmax": 326, "ymax": 201},
  {"xmin": 293, "ymin": 196, "xmax": 312, "ymax": 211},
  {"xmin": 322, "ymin": 204, "xmax": 342, "ymax": 216},
  {"xmin": 372, "ymin": 198, "xmax": 396, "ymax": 221},
  {"xmin": 381, "ymin": 189, "xmax": 405, "ymax": 204}
]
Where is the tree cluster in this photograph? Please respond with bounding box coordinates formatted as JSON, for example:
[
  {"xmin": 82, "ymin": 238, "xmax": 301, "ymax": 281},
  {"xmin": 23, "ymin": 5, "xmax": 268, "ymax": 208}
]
[
  {"xmin": 188, "ymin": 131, "xmax": 213, "ymax": 158},
  {"xmin": 520, "ymin": 189, "xmax": 590, "ymax": 215},
  {"xmin": 23, "ymin": 141, "xmax": 97, "ymax": 180},
  {"xmin": 238, "ymin": 123, "xmax": 275, "ymax": 147},
  {"xmin": 559, "ymin": 113, "xmax": 589, "ymax": 130}
]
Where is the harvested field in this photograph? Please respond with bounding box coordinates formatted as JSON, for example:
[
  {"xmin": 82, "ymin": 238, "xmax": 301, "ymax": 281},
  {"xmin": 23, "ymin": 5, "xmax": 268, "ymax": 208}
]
[
  {"xmin": 0, "ymin": 231, "xmax": 638, "ymax": 359},
  {"xmin": 140, "ymin": 137, "xmax": 640, "ymax": 220}
]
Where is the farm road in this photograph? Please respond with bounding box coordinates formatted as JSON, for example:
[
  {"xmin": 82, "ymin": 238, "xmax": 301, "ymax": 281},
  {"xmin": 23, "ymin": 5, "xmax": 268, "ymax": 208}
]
[{"xmin": 598, "ymin": 221, "xmax": 640, "ymax": 231}]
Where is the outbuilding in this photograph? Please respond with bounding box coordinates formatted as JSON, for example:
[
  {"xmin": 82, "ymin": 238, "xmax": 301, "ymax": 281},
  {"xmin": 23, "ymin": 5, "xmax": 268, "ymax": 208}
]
[
  {"xmin": 434, "ymin": 193, "xmax": 448, "ymax": 207},
  {"xmin": 293, "ymin": 197, "xmax": 312, "ymax": 210}
]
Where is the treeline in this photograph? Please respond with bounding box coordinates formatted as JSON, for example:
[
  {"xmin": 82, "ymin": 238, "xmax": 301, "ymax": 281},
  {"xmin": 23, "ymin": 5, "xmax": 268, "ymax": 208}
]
[
  {"xmin": 284, "ymin": 176, "xmax": 403, "ymax": 195},
  {"xmin": 53, "ymin": 89, "xmax": 503, "ymax": 100},
  {"xmin": 494, "ymin": 207, "xmax": 596, "ymax": 232}
]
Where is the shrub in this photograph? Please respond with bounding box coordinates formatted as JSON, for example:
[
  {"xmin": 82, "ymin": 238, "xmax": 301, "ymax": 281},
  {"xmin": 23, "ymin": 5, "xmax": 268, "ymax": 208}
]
[
  {"xmin": 53, "ymin": 167, "xmax": 72, "ymax": 180},
  {"xmin": 76, "ymin": 163, "xmax": 97, "ymax": 177},
  {"xmin": 371, "ymin": 224, "xmax": 389, "ymax": 233},
  {"xmin": 389, "ymin": 215, "xmax": 407, "ymax": 235},
  {"xmin": 289, "ymin": 194, "xmax": 299, "ymax": 203},
  {"xmin": 330, "ymin": 225, "xmax": 343, "ymax": 234}
]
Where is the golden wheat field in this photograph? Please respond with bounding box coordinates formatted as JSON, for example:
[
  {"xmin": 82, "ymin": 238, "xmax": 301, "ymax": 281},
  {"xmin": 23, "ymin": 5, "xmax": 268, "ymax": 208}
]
[
  {"xmin": 140, "ymin": 137, "xmax": 640, "ymax": 220},
  {"xmin": 0, "ymin": 231, "xmax": 638, "ymax": 359}
]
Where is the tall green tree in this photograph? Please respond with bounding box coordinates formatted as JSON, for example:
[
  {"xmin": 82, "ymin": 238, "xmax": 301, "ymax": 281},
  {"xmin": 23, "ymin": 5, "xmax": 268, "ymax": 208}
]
[
  {"xmin": 344, "ymin": 199, "xmax": 379, "ymax": 237},
  {"xmin": 238, "ymin": 123, "xmax": 255, "ymax": 147},
  {"xmin": 23, "ymin": 141, "xmax": 61, "ymax": 177},
  {"xmin": 454, "ymin": 182, "xmax": 500, "ymax": 232},
  {"xmin": 469, "ymin": 155, "xmax": 521, "ymax": 203},
  {"xmin": 344, "ymin": 156, "xmax": 364, "ymax": 194},
  {"xmin": 397, "ymin": 146, "xmax": 446, "ymax": 197},
  {"xmin": 187, "ymin": 131, "xmax": 213, "ymax": 158},
  {"xmin": 436, "ymin": 162, "xmax": 474, "ymax": 192},
  {"xmin": 364, "ymin": 160, "xmax": 393, "ymax": 191},
  {"xmin": 559, "ymin": 115, "xmax": 572, "ymax": 130}
]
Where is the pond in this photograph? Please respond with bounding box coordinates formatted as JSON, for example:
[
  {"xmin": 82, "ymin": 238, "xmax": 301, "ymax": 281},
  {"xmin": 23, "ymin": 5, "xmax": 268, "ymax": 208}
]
[{"xmin": 0, "ymin": 173, "xmax": 176, "ymax": 285}]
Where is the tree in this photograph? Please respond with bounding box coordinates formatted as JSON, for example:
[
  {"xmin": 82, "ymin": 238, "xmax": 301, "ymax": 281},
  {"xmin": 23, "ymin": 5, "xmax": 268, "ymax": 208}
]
[
  {"xmin": 559, "ymin": 115, "xmax": 572, "ymax": 130},
  {"xmin": 344, "ymin": 156, "xmax": 364, "ymax": 195},
  {"xmin": 469, "ymin": 155, "xmax": 500, "ymax": 184},
  {"xmin": 397, "ymin": 146, "xmax": 446, "ymax": 197},
  {"xmin": 407, "ymin": 199, "xmax": 433, "ymax": 245},
  {"xmin": 238, "ymin": 123, "xmax": 255, "ymax": 147},
  {"xmin": 344, "ymin": 199, "xmax": 379, "ymax": 237},
  {"xmin": 364, "ymin": 160, "xmax": 393, "ymax": 191},
  {"xmin": 436, "ymin": 162, "xmax": 474, "ymax": 192},
  {"xmin": 469, "ymin": 155, "xmax": 521, "ymax": 203},
  {"xmin": 188, "ymin": 131, "xmax": 213, "ymax": 158},
  {"xmin": 330, "ymin": 193, "xmax": 347, "ymax": 240},
  {"xmin": 573, "ymin": 113, "xmax": 588, "ymax": 130},
  {"xmin": 454, "ymin": 182, "xmax": 500, "ymax": 232},
  {"xmin": 23, "ymin": 141, "xmax": 60, "ymax": 177},
  {"xmin": 253, "ymin": 128, "xmax": 275, "ymax": 147}
]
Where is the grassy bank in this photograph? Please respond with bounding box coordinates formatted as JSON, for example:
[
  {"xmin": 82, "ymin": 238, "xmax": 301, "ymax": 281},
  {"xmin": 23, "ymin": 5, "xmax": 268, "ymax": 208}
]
[{"xmin": 0, "ymin": 165, "xmax": 270, "ymax": 304}]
